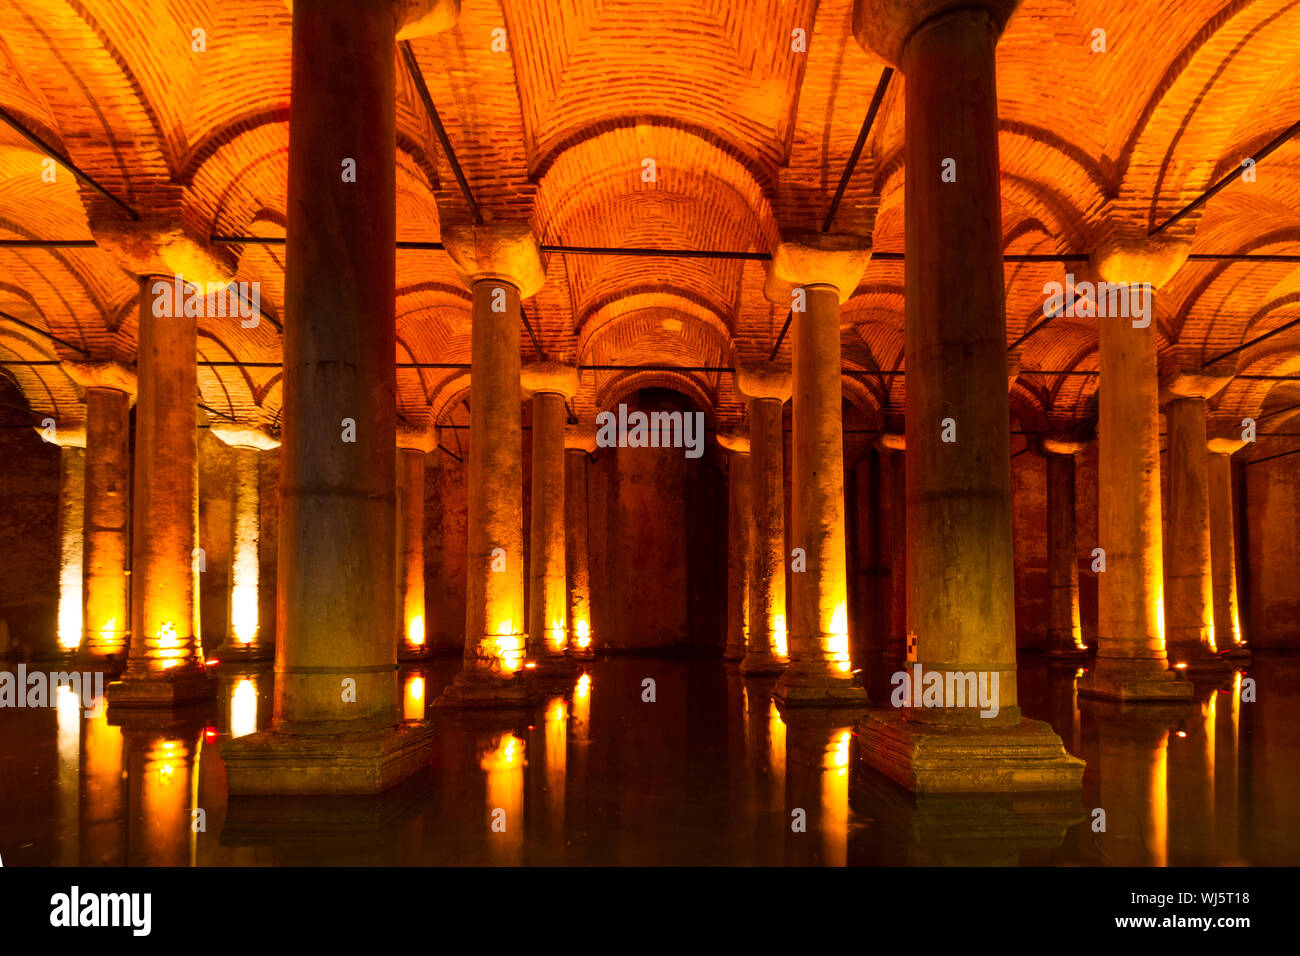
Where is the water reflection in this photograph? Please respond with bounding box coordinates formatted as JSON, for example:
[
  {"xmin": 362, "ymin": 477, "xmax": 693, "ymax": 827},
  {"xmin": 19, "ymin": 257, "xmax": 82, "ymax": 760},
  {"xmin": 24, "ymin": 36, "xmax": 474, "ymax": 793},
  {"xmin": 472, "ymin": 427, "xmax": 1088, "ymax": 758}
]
[{"xmin": 0, "ymin": 655, "xmax": 1294, "ymax": 865}]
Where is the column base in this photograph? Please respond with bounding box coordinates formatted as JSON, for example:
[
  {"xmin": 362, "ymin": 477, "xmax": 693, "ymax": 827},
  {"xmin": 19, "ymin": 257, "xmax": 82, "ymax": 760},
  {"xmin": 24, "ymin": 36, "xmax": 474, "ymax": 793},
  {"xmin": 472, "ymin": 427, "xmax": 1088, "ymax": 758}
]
[
  {"xmin": 1224, "ymin": 645, "xmax": 1251, "ymax": 662},
  {"xmin": 434, "ymin": 668, "xmax": 539, "ymax": 709},
  {"xmin": 74, "ymin": 651, "xmax": 128, "ymax": 674},
  {"xmin": 1076, "ymin": 661, "xmax": 1193, "ymax": 702},
  {"xmin": 105, "ymin": 668, "xmax": 216, "ymax": 707},
  {"xmin": 739, "ymin": 652, "xmax": 787, "ymax": 677},
  {"xmin": 856, "ymin": 710, "xmax": 1084, "ymax": 793},
  {"xmin": 221, "ymin": 721, "xmax": 436, "ymax": 796},
  {"xmin": 397, "ymin": 644, "xmax": 433, "ymax": 662},
  {"xmin": 214, "ymin": 640, "xmax": 274, "ymax": 663},
  {"xmin": 1044, "ymin": 644, "xmax": 1090, "ymax": 662},
  {"xmin": 722, "ymin": 643, "xmax": 745, "ymax": 662},
  {"xmin": 772, "ymin": 664, "xmax": 869, "ymax": 707}
]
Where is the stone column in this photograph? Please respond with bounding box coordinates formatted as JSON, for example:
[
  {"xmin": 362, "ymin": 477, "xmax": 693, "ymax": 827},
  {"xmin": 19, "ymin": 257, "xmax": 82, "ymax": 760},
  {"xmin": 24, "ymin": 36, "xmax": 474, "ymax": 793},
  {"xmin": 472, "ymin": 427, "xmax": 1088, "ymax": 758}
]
[
  {"xmin": 735, "ymin": 364, "xmax": 791, "ymax": 676},
  {"xmin": 50, "ymin": 426, "xmax": 87, "ymax": 655},
  {"xmin": 718, "ymin": 428, "xmax": 752, "ymax": 661},
  {"xmin": 854, "ymin": 0, "xmax": 1083, "ymax": 791},
  {"xmin": 396, "ymin": 426, "xmax": 435, "ymax": 661},
  {"xmin": 106, "ymin": 276, "xmax": 211, "ymax": 706},
  {"xmin": 1207, "ymin": 438, "xmax": 1248, "ymax": 655},
  {"xmin": 1163, "ymin": 386, "xmax": 1231, "ymax": 672},
  {"xmin": 765, "ymin": 239, "xmax": 870, "ymax": 706},
  {"xmin": 564, "ymin": 426, "xmax": 596, "ymax": 658},
  {"xmin": 1078, "ymin": 233, "xmax": 1192, "ymax": 701},
  {"xmin": 68, "ymin": 366, "xmax": 135, "ymax": 665},
  {"xmin": 1040, "ymin": 436, "xmax": 1090, "ymax": 659},
  {"xmin": 875, "ymin": 434, "xmax": 907, "ymax": 669},
  {"xmin": 437, "ymin": 225, "xmax": 545, "ymax": 707},
  {"xmin": 222, "ymin": 0, "xmax": 454, "ymax": 794},
  {"xmin": 522, "ymin": 363, "xmax": 579, "ymax": 675},
  {"xmin": 211, "ymin": 425, "xmax": 279, "ymax": 662}
]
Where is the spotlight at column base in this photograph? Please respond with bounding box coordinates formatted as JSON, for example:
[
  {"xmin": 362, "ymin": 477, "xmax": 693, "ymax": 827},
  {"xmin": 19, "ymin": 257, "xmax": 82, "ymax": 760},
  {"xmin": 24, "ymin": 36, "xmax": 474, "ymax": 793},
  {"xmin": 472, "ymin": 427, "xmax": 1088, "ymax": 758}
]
[
  {"xmin": 397, "ymin": 643, "xmax": 433, "ymax": 662},
  {"xmin": 434, "ymin": 668, "xmax": 539, "ymax": 709},
  {"xmin": 105, "ymin": 669, "xmax": 216, "ymax": 707},
  {"xmin": 856, "ymin": 711, "xmax": 1085, "ymax": 793},
  {"xmin": 1076, "ymin": 661, "xmax": 1193, "ymax": 702},
  {"xmin": 772, "ymin": 662, "xmax": 869, "ymax": 707},
  {"xmin": 221, "ymin": 722, "xmax": 436, "ymax": 796}
]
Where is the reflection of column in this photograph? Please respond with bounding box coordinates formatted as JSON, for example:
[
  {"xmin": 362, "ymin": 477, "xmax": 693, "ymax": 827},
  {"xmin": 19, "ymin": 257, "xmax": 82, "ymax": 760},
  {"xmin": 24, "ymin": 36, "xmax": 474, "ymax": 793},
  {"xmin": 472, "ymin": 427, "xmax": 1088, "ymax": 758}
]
[
  {"xmin": 70, "ymin": 369, "xmax": 135, "ymax": 664},
  {"xmin": 854, "ymin": 0, "xmax": 1082, "ymax": 790},
  {"xmin": 1163, "ymin": 392, "xmax": 1229, "ymax": 672},
  {"xmin": 1166, "ymin": 682, "xmax": 1218, "ymax": 864},
  {"xmin": 767, "ymin": 240, "xmax": 869, "ymax": 705},
  {"xmin": 396, "ymin": 428, "xmax": 435, "ymax": 660},
  {"xmin": 735, "ymin": 365, "xmax": 790, "ymax": 676},
  {"xmin": 79, "ymin": 703, "xmax": 125, "ymax": 865},
  {"xmin": 1207, "ymin": 440, "xmax": 1248, "ymax": 655},
  {"xmin": 481, "ymin": 732, "xmax": 526, "ymax": 865},
  {"xmin": 782, "ymin": 709, "xmax": 857, "ymax": 866},
  {"xmin": 522, "ymin": 364, "xmax": 579, "ymax": 673},
  {"xmin": 875, "ymin": 434, "xmax": 906, "ymax": 669},
  {"xmin": 1040, "ymin": 437, "xmax": 1089, "ymax": 659},
  {"xmin": 222, "ymin": 0, "xmax": 451, "ymax": 793},
  {"xmin": 121, "ymin": 720, "xmax": 202, "ymax": 866},
  {"xmin": 108, "ymin": 277, "xmax": 211, "ymax": 705},
  {"xmin": 565, "ymin": 428, "xmax": 596, "ymax": 658},
  {"xmin": 437, "ymin": 226, "xmax": 545, "ymax": 707},
  {"xmin": 50, "ymin": 428, "xmax": 86, "ymax": 654},
  {"xmin": 1080, "ymin": 233, "xmax": 1192, "ymax": 701},
  {"xmin": 718, "ymin": 429, "xmax": 752, "ymax": 661},
  {"xmin": 212, "ymin": 426, "xmax": 279, "ymax": 661}
]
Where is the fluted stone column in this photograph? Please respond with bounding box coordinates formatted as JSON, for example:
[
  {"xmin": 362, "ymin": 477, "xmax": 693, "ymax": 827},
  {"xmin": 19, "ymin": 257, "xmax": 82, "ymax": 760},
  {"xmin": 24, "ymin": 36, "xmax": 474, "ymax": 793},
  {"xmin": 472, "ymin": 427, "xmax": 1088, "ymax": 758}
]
[
  {"xmin": 766, "ymin": 240, "xmax": 870, "ymax": 706},
  {"xmin": 107, "ymin": 277, "xmax": 211, "ymax": 706},
  {"xmin": 1040, "ymin": 436, "xmax": 1090, "ymax": 659},
  {"xmin": 50, "ymin": 426, "xmax": 87, "ymax": 655},
  {"xmin": 854, "ymin": 0, "xmax": 1083, "ymax": 791},
  {"xmin": 522, "ymin": 363, "xmax": 579, "ymax": 675},
  {"xmin": 875, "ymin": 433, "xmax": 907, "ymax": 669},
  {"xmin": 564, "ymin": 426, "xmax": 596, "ymax": 659},
  {"xmin": 212, "ymin": 425, "xmax": 279, "ymax": 662},
  {"xmin": 1078, "ymin": 233, "xmax": 1192, "ymax": 702},
  {"xmin": 718, "ymin": 427, "xmax": 752, "ymax": 661},
  {"xmin": 396, "ymin": 426, "xmax": 435, "ymax": 661},
  {"xmin": 437, "ymin": 225, "xmax": 545, "ymax": 707},
  {"xmin": 1163, "ymin": 385, "xmax": 1231, "ymax": 673},
  {"xmin": 67, "ymin": 366, "xmax": 135, "ymax": 665},
  {"xmin": 222, "ymin": 0, "xmax": 454, "ymax": 793},
  {"xmin": 735, "ymin": 364, "xmax": 791, "ymax": 676},
  {"xmin": 1207, "ymin": 438, "xmax": 1248, "ymax": 655}
]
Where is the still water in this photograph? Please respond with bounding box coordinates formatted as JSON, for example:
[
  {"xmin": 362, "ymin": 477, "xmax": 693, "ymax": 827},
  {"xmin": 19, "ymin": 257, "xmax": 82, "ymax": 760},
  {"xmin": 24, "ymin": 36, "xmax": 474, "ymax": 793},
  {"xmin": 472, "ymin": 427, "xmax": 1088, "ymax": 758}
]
[{"xmin": 1, "ymin": 654, "xmax": 1295, "ymax": 865}]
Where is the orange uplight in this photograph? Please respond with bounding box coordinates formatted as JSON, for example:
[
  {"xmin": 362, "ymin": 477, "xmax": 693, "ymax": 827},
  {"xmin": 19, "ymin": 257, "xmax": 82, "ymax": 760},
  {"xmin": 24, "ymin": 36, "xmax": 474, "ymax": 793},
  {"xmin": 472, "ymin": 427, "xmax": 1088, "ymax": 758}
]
[
  {"xmin": 574, "ymin": 619, "xmax": 591, "ymax": 648},
  {"xmin": 407, "ymin": 615, "xmax": 425, "ymax": 648},
  {"xmin": 773, "ymin": 614, "xmax": 788, "ymax": 659},
  {"xmin": 828, "ymin": 605, "xmax": 851, "ymax": 673},
  {"xmin": 493, "ymin": 623, "xmax": 524, "ymax": 673},
  {"xmin": 575, "ymin": 672, "xmax": 591, "ymax": 700}
]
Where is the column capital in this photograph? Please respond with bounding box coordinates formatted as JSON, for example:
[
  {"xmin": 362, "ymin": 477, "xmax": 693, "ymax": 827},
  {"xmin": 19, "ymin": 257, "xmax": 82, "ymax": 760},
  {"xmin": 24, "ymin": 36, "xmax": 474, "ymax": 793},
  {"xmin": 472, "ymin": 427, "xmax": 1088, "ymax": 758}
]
[
  {"xmin": 396, "ymin": 424, "xmax": 436, "ymax": 453},
  {"xmin": 1207, "ymin": 437, "xmax": 1247, "ymax": 455},
  {"xmin": 1037, "ymin": 432, "xmax": 1094, "ymax": 456},
  {"xmin": 88, "ymin": 218, "xmax": 235, "ymax": 287},
  {"xmin": 283, "ymin": 0, "xmax": 460, "ymax": 39},
  {"xmin": 64, "ymin": 360, "xmax": 138, "ymax": 401},
  {"xmin": 1091, "ymin": 228, "xmax": 1190, "ymax": 289},
  {"xmin": 210, "ymin": 423, "xmax": 280, "ymax": 451},
  {"xmin": 735, "ymin": 361, "xmax": 792, "ymax": 403},
  {"xmin": 875, "ymin": 432, "xmax": 906, "ymax": 453},
  {"xmin": 38, "ymin": 422, "xmax": 87, "ymax": 448},
  {"xmin": 764, "ymin": 232, "xmax": 871, "ymax": 305},
  {"xmin": 716, "ymin": 426, "xmax": 750, "ymax": 455},
  {"xmin": 853, "ymin": 0, "xmax": 1021, "ymax": 67},
  {"xmin": 564, "ymin": 424, "xmax": 597, "ymax": 453},
  {"xmin": 521, "ymin": 362, "xmax": 579, "ymax": 399},
  {"xmin": 443, "ymin": 224, "xmax": 545, "ymax": 298},
  {"xmin": 1159, "ymin": 370, "xmax": 1233, "ymax": 405}
]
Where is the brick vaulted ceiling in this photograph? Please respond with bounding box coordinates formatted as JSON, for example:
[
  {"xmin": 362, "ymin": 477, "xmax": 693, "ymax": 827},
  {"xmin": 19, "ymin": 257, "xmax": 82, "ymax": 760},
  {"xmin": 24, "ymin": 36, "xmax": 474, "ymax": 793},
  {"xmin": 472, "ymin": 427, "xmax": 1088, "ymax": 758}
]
[{"xmin": 1, "ymin": 0, "xmax": 1299, "ymax": 453}]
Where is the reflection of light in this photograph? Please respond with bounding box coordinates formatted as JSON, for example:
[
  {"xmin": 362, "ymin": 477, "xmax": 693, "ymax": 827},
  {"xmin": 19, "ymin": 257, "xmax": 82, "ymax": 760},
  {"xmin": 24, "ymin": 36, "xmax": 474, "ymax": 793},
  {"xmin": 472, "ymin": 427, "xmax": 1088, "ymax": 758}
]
[
  {"xmin": 1174, "ymin": 662, "xmax": 1188, "ymax": 670},
  {"xmin": 403, "ymin": 674, "xmax": 426, "ymax": 720},
  {"xmin": 575, "ymin": 672, "xmax": 591, "ymax": 699},
  {"xmin": 572, "ymin": 673, "xmax": 591, "ymax": 741},
  {"xmin": 828, "ymin": 605, "xmax": 851, "ymax": 672},
  {"xmin": 156, "ymin": 622, "xmax": 183, "ymax": 664},
  {"xmin": 550, "ymin": 620, "xmax": 565, "ymax": 650},
  {"xmin": 1075, "ymin": 667, "xmax": 1086, "ymax": 678},
  {"xmin": 99, "ymin": 618, "xmax": 118, "ymax": 647},
  {"xmin": 480, "ymin": 733, "xmax": 524, "ymax": 771},
  {"xmin": 58, "ymin": 557, "xmax": 83, "ymax": 649},
  {"xmin": 768, "ymin": 700, "xmax": 786, "ymax": 788},
  {"xmin": 574, "ymin": 619, "xmax": 591, "ymax": 649},
  {"xmin": 832, "ymin": 729, "xmax": 850, "ymax": 774},
  {"xmin": 230, "ymin": 584, "xmax": 258, "ymax": 644},
  {"xmin": 231, "ymin": 678, "xmax": 257, "ymax": 739},
  {"xmin": 547, "ymin": 698, "xmax": 567, "ymax": 723},
  {"xmin": 407, "ymin": 615, "xmax": 425, "ymax": 648},
  {"xmin": 773, "ymin": 614, "xmax": 788, "ymax": 659}
]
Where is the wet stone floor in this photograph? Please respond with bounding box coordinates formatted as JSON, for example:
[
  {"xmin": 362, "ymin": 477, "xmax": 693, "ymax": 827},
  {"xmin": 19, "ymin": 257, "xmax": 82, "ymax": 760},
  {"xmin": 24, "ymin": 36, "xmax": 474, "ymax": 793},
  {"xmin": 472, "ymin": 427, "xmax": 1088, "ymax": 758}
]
[{"xmin": 1, "ymin": 652, "xmax": 1297, "ymax": 866}]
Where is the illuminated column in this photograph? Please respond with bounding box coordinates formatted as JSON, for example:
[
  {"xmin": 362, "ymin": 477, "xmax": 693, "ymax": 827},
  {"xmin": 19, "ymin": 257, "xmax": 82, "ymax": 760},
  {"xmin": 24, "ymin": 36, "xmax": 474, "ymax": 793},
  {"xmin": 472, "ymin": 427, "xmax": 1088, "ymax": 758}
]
[
  {"xmin": 1041, "ymin": 437, "xmax": 1089, "ymax": 659},
  {"xmin": 437, "ymin": 225, "xmax": 545, "ymax": 707},
  {"xmin": 522, "ymin": 363, "xmax": 580, "ymax": 673},
  {"xmin": 107, "ymin": 277, "xmax": 211, "ymax": 705},
  {"xmin": 565, "ymin": 426, "xmax": 596, "ymax": 658},
  {"xmin": 67, "ymin": 366, "xmax": 136, "ymax": 664},
  {"xmin": 1207, "ymin": 439, "xmax": 1248, "ymax": 654},
  {"xmin": 1078, "ymin": 233, "xmax": 1192, "ymax": 701},
  {"xmin": 396, "ymin": 426, "xmax": 435, "ymax": 660},
  {"xmin": 49, "ymin": 426, "xmax": 86, "ymax": 655},
  {"xmin": 1163, "ymin": 387, "xmax": 1230, "ymax": 672},
  {"xmin": 735, "ymin": 364, "xmax": 791, "ymax": 676},
  {"xmin": 875, "ymin": 434, "xmax": 906, "ymax": 669},
  {"xmin": 766, "ymin": 239, "xmax": 869, "ymax": 705},
  {"xmin": 222, "ymin": 0, "xmax": 454, "ymax": 793},
  {"xmin": 211, "ymin": 425, "xmax": 279, "ymax": 661},
  {"xmin": 718, "ymin": 427, "xmax": 752, "ymax": 661},
  {"xmin": 854, "ymin": 0, "xmax": 1083, "ymax": 790}
]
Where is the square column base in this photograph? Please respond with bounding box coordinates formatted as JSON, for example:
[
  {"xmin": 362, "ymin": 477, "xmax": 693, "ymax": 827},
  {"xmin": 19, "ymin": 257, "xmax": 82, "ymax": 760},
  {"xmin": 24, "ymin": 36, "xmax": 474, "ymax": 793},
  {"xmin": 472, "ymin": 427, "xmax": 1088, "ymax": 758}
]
[
  {"xmin": 856, "ymin": 711, "xmax": 1085, "ymax": 793},
  {"xmin": 105, "ymin": 670, "xmax": 216, "ymax": 707},
  {"xmin": 1077, "ymin": 663, "xmax": 1193, "ymax": 701},
  {"xmin": 434, "ymin": 669, "xmax": 539, "ymax": 709},
  {"xmin": 772, "ymin": 666, "xmax": 868, "ymax": 706},
  {"xmin": 221, "ymin": 722, "xmax": 436, "ymax": 795}
]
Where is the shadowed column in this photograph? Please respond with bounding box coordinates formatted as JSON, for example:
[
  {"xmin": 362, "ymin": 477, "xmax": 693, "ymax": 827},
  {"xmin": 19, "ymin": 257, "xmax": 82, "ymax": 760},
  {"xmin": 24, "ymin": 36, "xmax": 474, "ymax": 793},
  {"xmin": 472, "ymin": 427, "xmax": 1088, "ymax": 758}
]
[
  {"xmin": 1207, "ymin": 438, "xmax": 1248, "ymax": 656},
  {"xmin": 875, "ymin": 433, "xmax": 907, "ymax": 670},
  {"xmin": 1039, "ymin": 435, "xmax": 1091, "ymax": 660},
  {"xmin": 564, "ymin": 425, "xmax": 597, "ymax": 659},
  {"xmin": 718, "ymin": 427, "xmax": 752, "ymax": 661},
  {"xmin": 47, "ymin": 425, "xmax": 86, "ymax": 657},
  {"xmin": 396, "ymin": 426, "xmax": 435, "ymax": 661}
]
